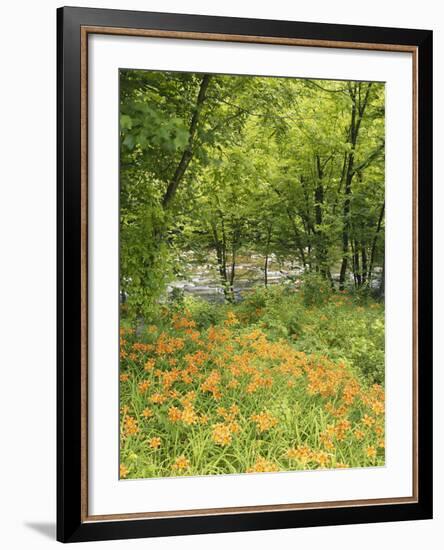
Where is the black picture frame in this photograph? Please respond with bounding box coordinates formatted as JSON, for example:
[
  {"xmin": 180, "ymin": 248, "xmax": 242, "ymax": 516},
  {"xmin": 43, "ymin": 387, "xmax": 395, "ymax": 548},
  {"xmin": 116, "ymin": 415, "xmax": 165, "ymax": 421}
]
[{"xmin": 57, "ymin": 5, "xmax": 433, "ymax": 543}]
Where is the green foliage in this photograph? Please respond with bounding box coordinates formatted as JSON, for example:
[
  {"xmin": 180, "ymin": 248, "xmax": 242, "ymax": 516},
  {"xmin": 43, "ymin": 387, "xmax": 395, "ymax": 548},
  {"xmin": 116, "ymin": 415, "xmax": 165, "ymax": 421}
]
[
  {"xmin": 238, "ymin": 286, "xmax": 302, "ymax": 339},
  {"xmin": 182, "ymin": 296, "xmax": 226, "ymax": 329},
  {"xmin": 349, "ymin": 318, "xmax": 385, "ymax": 384},
  {"xmin": 294, "ymin": 296, "xmax": 385, "ymax": 384},
  {"xmin": 162, "ymin": 285, "xmax": 385, "ymax": 387},
  {"xmin": 299, "ymin": 272, "xmax": 333, "ymax": 307},
  {"xmin": 119, "ymin": 291, "xmax": 385, "ymax": 478},
  {"xmin": 232, "ymin": 286, "xmax": 385, "ymax": 384},
  {"xmin": 120, "ymin": 190, "xmax": 171, "ymax": 320},
  {"xmin": 119, "ymin": 70, "xmax": 385, "ymax": 318},
  {"xmin": 118, "ymin": 69, "xmax": 387, "ymax": 480}
]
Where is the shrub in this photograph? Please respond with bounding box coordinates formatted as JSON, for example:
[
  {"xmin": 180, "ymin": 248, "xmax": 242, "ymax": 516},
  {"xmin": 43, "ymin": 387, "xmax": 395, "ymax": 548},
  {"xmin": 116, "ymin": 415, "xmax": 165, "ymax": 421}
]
[
  {"xmin": 349, "ymin": 318, "xmax": 385, "ymax": 384},
  {"xmin": 239, "ymin": 286, "xmax": 303, "ymax": 339},
  {"xmin": 182, "ymin": 296, "xmax": 225, "ymax": 329},
  {"xmin": 299, "ymin": 272, "xmax": 332, "ymax": 307}
]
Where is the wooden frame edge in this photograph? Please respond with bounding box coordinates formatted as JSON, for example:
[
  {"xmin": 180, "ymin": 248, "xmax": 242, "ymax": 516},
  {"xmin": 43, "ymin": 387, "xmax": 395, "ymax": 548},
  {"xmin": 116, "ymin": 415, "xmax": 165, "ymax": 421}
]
[
  {"xmin": 84, "ymin": 496, "xmax": 418, "ymax": 523},
  {"xmin": 412, "ymin": 47, "xmax": 419, "ymax": 502},
  {"xmin": 82, "ymin": 25, "xmax": 418, "ymax": 53},
  {"xmin": 69, "ymin": 18, "xmax": 427, "ymax": 536},
  {"xmin": 80, "ymin": 25, "xmax": 89, "ymax": 522}
]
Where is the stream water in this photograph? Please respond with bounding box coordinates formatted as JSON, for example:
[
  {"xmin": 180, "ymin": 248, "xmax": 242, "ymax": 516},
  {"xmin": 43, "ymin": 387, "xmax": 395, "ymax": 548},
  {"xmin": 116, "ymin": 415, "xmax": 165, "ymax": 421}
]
[
  {"xmin": 166, "ymin": 253, "xmax": 304, "ymax": 303},
  {"xmin": 122, "ymin": 252, "xmax": 383, "ymax": 306}
]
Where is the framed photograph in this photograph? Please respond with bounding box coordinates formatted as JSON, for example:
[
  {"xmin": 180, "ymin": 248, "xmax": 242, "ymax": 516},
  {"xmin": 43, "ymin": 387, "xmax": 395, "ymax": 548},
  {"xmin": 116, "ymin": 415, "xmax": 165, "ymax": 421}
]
[{"xmin": 57, "ymin": 6, "xmax": 433, "ymax": 543}]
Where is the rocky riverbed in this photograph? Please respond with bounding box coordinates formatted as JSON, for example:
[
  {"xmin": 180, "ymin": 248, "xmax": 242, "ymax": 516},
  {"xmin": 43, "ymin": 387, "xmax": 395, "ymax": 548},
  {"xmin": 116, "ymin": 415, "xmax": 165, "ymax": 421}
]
[{"xmin": 166, "ymin": 253, "xmax": 304, "ymax": 303}]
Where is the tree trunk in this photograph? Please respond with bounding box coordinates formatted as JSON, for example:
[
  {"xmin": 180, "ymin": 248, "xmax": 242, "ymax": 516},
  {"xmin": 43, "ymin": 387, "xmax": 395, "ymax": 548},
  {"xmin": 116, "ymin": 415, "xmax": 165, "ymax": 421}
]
[
  {"xmin": 339, "ymin": 82, "xmax": 372, "ymax": 290},
  {"xmin": 378, "ymin": 256, "xmax": 385, "ymax": 299},
  {"xmin": 210, "ymin": 221, "xmax": 230, "ymax": 300},
  {"xmin": 314, "ymin": 155, "xmax": 332, "ymax": 282},
  {"xmin": 361, "ymin": 244, "xmax": 368, "ymax": 285},
  {"xmin": 264, "ymin": 222, "xmax": 272, "ymax": 287},
  {"xmin": 300, "ymin": 175, "xmax": 315, "ymax": 268},
  {"xmin": 227, "ymin": 225, "xmax": 241, "ymax": 302},
  {"xmin": 368, "ymin": 201, "xmax": 385, "ymax": 285},
  {"xmin": 162, "ymin": 74, "xmax": 211, "ymax": 208},
  {"xmin": 353, "ymin": 240, "xmax": 361, "ymax": 287},
  {"xmin": 228, "ymin": 249, "xmax": 236, "ymax": 303},
  {"xmin": 339, "ymin": 158, "xmax": 353, "ymax": 290},
  {"xmin": 273, "ymin": 186, "xmax": 307, "ymax": 268}
]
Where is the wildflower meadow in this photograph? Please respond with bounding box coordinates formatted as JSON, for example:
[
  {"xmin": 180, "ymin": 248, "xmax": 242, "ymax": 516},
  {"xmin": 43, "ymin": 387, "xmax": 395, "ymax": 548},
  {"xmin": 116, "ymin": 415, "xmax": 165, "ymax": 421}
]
[{"xmin": 119, "ymin": 286, "xmax": 385, "ymax": 478}]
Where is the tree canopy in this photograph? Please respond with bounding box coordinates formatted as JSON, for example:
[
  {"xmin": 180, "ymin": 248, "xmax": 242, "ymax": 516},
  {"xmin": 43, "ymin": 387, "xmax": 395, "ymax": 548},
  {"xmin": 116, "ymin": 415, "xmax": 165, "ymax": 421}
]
[{"xmin": 119, "ymin": 69, "xmax": 385, "ymax": 317}]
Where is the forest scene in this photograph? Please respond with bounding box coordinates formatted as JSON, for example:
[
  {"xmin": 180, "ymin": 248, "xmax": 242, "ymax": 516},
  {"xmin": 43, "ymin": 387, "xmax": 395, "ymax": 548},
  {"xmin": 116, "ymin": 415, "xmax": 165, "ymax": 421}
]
[{"xmin": 118, "ymin": 69, "xmax": 386, "ymax": 480}]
